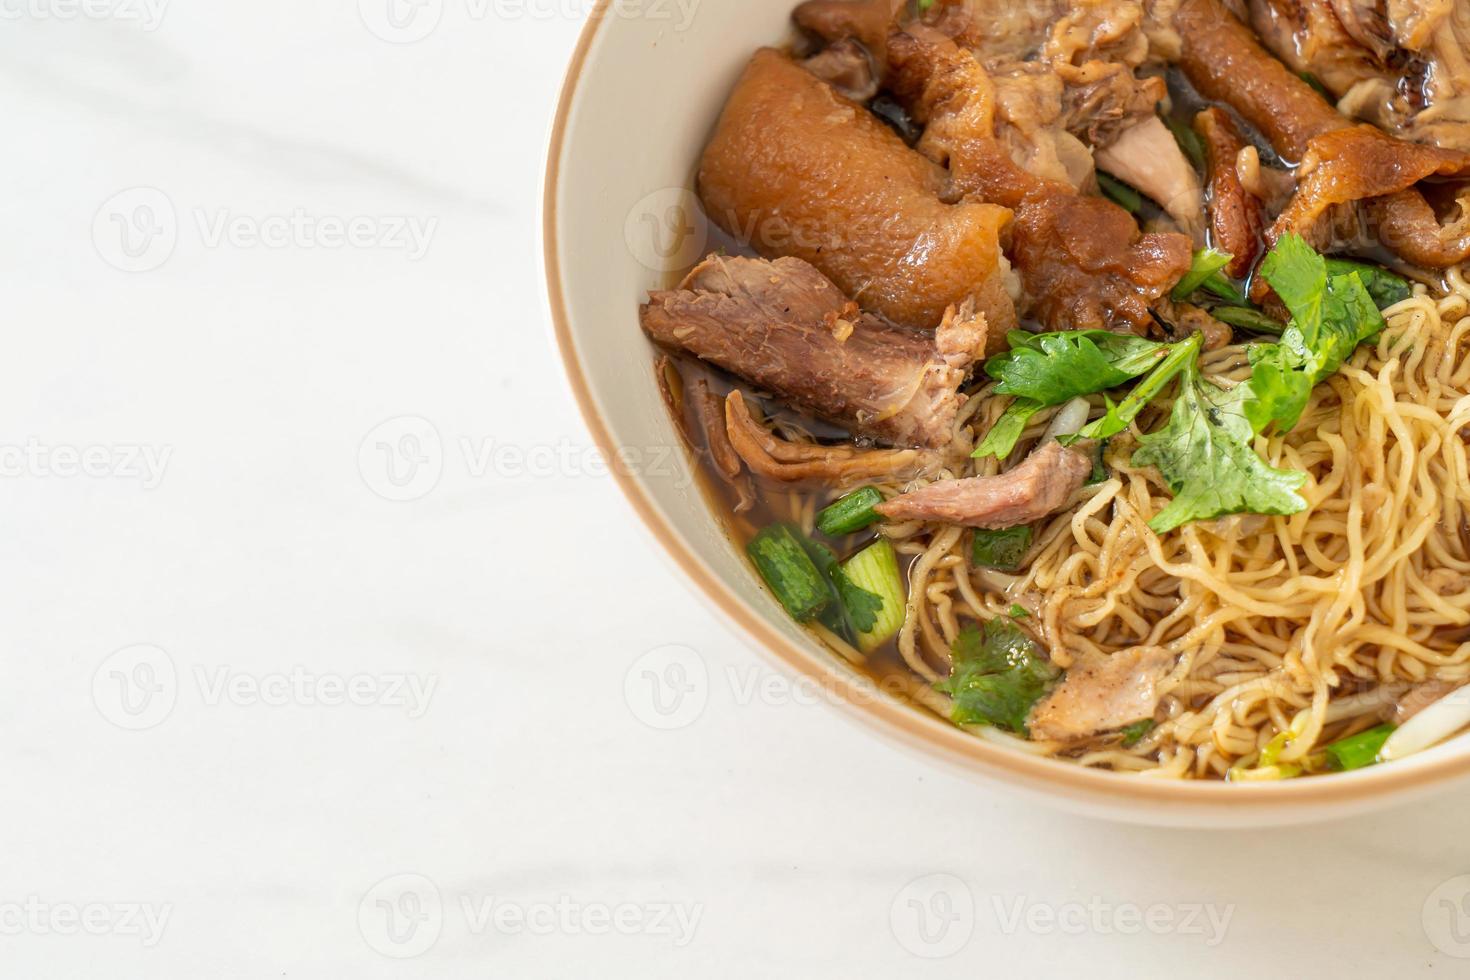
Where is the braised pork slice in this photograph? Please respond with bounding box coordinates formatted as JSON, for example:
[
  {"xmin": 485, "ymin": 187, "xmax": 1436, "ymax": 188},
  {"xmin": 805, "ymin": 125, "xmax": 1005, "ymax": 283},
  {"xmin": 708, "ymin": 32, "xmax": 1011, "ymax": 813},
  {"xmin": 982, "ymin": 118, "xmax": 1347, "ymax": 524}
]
[
  {"xmin": 1195, "ymin": 107, "xmax": 1266, "ymax": 278},
  {"xmin": 887, "ymin": 27, "xmax": 1192, "ymax": 332},
  {"xmin": 874, "ymin": 442, "xmax": 1091, "ymax": 527},
  {"xmin": 1365, "ymin": 189, "xmax": 1470, "ymax": 267},
  {"xmin": 802, "ymin": 37, "xmax": 880, "ymax": 101},
  {"xmin": 1175, "ymin": 0, "xmax": 1470, "ymax": 267},
  {"xmin": 1029, "ymin": 646, "xmax": 1175, "ymax": 742},
  {"xmin": 1175, "ymin": 0, "xmax": 1350, "ymax": 162},
  {"xmin": 640, "ymin": 254, "xmax": 986, "ymax": 450},
  {"xmin": 723, "ymin": 390, "xmax": 937, "ymax": 485},
  {"xmin": 698, "ymin": 48, "xmax": 1016, "ymax": 333},
  {"xmin": 1248, "ymin": 0, "xmax": 1470, "ymax": 152},
  {"xmin": 1271, "ymin": 124, "xmax": 1470, "ymax": 256}
]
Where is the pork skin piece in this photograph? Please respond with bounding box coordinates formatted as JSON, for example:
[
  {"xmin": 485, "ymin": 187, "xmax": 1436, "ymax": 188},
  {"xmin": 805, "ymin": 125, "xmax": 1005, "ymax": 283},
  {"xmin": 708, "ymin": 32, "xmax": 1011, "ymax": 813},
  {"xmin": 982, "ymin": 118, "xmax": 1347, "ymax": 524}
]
[
  {"xmin": 873, "ymin": 441, "xmax": 1091, "ymax": 527},
  {"xmin": 1029, "ymin": 646, "xmax": 1175, "ymax": 742},
  {"xmin": 639, "ymin": 254, "xmax": 984, "ymax": 450},
  {"xmin": 1176, "ymin": 0, "xmax": 1470, "ymax": 267},
  {"xmin": 697, "ymin": 48, "xmax": 1017, "ymax": 334},
  {"xmin": 1271, "ymin": 123, "xmax": 1470, "ymax": 256},
  {"xmin": 1175, "ymin": 0, "xmax": 1351, "ymax": 162},
  {"xmin": 885, "ymin": 27, "xmax": 1193, "ymax": 333},
  {"xmin": 1195, "ymin": 107, "xmax": 1266, "ymax": 278}
]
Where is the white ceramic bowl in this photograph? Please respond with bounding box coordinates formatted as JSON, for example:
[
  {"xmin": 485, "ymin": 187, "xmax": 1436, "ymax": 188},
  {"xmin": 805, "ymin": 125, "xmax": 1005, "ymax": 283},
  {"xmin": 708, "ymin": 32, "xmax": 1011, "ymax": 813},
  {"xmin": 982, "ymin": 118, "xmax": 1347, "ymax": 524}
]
[{"xmin": 541, "ymin": 0, "xmax": 1470, "ymax": 825}]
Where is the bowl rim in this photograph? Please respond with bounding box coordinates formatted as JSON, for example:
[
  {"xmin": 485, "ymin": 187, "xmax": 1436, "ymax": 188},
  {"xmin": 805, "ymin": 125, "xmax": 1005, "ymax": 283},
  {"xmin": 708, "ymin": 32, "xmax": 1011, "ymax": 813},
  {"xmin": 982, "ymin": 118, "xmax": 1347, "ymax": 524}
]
[{"xmin": 541, "ymin": 0, "xmax": 1470, "ymax": 812}]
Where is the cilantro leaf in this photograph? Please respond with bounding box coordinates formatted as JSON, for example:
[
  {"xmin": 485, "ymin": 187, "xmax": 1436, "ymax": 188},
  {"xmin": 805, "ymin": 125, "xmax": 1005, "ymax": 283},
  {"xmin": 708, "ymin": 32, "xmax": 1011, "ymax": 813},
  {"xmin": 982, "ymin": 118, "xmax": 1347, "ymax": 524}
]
[
  {"xmin": 1240, "ymin": 341, "xmax": 1314, "ymax": 435},
  {"xmin": 1071, "ymin": 334, "xmax": 1201, "ymax": 442},
  {"xmin": 1258, "ymin": 233, "xmax": 1325, "ymax": 318},
  {"xmin": 973, "ymin": 399, "xmax": 1042, "ymax": 460},
  {"xmin": 1133, "ymin": 359, "xmax": 1308, "ymax": 533},
  {"xmin": 1247, "ymin": 235, "xmax": 1385, "ymax": 435},
  {"xmin": 1324, "ymin": 257, "xmax": 1410, "ymax": 309},
  {"xmin": 974, "ymin": 331, "xmax": 1170, "ymax": 459},
  {"xmin": 987, "ymin": 331, "xmax": 1168, "ymax": 404},
  {"xmin": 937, "ymin": 619, "xmax": 1059, "ymax": 733}
]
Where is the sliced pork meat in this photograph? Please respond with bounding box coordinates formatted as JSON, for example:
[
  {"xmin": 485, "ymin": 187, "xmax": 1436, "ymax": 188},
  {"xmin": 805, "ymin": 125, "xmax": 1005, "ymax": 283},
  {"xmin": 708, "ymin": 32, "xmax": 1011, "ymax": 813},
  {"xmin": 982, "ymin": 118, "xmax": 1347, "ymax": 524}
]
[
  {"xmin": 1029, "ymin": 645, "xmax": 1175, "ymax": 741},
  {"xmin": 874, "ymin": 441, "xmax": 1092, "ymax": 527},
  {"xmin": 640, "ymin": 254, "xmax": 987, "ymax": 450},
  {"xmin": 691, "ymin": 378, "xmax": 757, "ymax": 512},
  {"xmin": 988, "ymin": 62, "xmax": 1097, "ymax": 189},
  {"xmin": 1248, "ymin": 0, "xmax": 1470, "ymax": 152},
  {"xmin": 802, "ymin": 37, "xmax": 881, "ymax": 101},
  {"xmin": 698, "ymin": 48, "xmax": 1017, "ymax": 333},
  {"xmin": 1391, "ymin": 680, "xmax": 1467, "ymax": 725},
  {"xmin": 886, "ymin": 26, "xmax": 1193, "ymax": 332},
  {"xmin": 723, "ymin": 390, "xmax": 935, "ymax": 485},
  {"xmin": 793, "ymin": 0, "xmax": 901, "ymax": 67},
  {"xmin": 1174, "ymin": 0, "xmax": 1470, "ymax": 266},
  {"xmin": 1094, "ymin": 115, "xmax": 1205, "ymax": 236},
  {"xmin": 1365, "ymin": 188, "xmax": 1470, "ymax": 267},
  {"xmin": 1058, "ymin": 61, "xmax": 1166, "ymax": 148},
  {"xmin": 655, "ymin": 357, "xmax": 757, "ymax": 514},
  {"xmin": 1270, "ymin": 124, "xmax": 1470, "ymax": 255},
  {"xmin": 1195, "ymin": 107, "xmax": 1266, "ymax": 277}
]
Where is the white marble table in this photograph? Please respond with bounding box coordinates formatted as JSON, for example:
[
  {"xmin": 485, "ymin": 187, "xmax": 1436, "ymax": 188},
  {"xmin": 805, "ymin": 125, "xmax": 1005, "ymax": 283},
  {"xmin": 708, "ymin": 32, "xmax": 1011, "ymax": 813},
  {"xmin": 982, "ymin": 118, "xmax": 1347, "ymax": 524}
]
[{"xmin": 4, "ymin": 2, "xmax": 1470, "ymax": 976}]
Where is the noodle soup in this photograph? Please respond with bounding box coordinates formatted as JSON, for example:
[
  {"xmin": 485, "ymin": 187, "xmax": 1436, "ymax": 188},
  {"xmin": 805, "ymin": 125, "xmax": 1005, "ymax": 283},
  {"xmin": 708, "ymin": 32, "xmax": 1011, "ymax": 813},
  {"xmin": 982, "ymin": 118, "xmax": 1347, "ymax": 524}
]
[{"xmin": 638, "ymin": 0, "xmax": 1470, "ymax": 780}]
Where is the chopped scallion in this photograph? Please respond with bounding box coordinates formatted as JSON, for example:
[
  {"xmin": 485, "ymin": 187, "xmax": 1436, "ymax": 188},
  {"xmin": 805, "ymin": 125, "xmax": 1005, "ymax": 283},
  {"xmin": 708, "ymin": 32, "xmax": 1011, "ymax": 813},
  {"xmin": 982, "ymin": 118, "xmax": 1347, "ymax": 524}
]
[
  {"xmin": 1172, "ymin": 248, "xmax": 1234, "ymax": 301},
  {"xmin": 1097, "ymin": 171, "xmax": 1142, "ymax": 213},
  {"xmin": 1120, "ymin": 718, "xmax": 1155, "ymax": 747},
  {"xmin": 1324, "ymin": 723, "xmax": 1396, "ymax": 771},
  {"xmin": 747, "ymin": 525, "xmax": 829, "ymax": 622},
  {"xmin": 816, "ymin": 487, "xmax": 885, "ymax": 536},
  {"xmin": 1164, "ymin": 115, "xmax": 1206, "ymax": 170},
  {"xmin": 1212, "ymin": 306, "xmax": 1285, "ymax": 335},
  {"xmin": 842, "ymin": 539, "xmax": 907, "ymax": 653}
]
